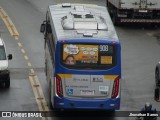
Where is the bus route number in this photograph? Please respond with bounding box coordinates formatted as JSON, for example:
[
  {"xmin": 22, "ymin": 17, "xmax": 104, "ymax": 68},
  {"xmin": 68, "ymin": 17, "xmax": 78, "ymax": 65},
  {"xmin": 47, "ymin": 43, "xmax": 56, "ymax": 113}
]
[{"xmin": 99, "ymin": 45, "xmax": 108, "ymax": 52}]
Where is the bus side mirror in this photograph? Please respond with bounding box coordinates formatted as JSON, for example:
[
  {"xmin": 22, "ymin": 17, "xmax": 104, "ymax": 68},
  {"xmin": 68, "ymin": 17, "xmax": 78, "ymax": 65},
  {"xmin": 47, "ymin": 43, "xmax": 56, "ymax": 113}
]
[
  {"xmin": 40, "ymin": 23, "xmax": 46, "ymax": 33},
  {"xmin": 47, "ymin": 24, "xmax": 52, "ymax": 33},
  {"xmin": 8, "ymin": 54, "xmax": 12, "ymax": 60},
  {"xmin": 154, "ymin": 87, "xmax": 159, "ymax": 101}
]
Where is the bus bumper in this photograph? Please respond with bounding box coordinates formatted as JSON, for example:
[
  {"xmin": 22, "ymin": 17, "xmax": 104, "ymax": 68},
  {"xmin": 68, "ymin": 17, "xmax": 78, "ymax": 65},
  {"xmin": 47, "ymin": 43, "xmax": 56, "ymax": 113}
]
[{"xmin": 54, "ymin": 97, "xmax": 120, "ymax": 110}]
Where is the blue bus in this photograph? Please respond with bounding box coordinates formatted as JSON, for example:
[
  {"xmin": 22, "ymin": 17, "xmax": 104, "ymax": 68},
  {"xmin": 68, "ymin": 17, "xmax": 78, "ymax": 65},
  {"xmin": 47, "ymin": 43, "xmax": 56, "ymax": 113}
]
[{"xmin": 40, "ymin": 3, "xmax": 121, "ymax": 110}]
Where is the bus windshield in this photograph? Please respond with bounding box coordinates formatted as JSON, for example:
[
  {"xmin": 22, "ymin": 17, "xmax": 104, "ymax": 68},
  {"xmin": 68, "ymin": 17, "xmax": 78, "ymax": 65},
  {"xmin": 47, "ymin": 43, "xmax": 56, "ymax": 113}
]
[
  {"xmin": 0, "ymin": 46, "xmax": 6, "ymax": 60},
  {"xmin": 61, "ymin": 44, "xmax": 116, "ymax": 70}
]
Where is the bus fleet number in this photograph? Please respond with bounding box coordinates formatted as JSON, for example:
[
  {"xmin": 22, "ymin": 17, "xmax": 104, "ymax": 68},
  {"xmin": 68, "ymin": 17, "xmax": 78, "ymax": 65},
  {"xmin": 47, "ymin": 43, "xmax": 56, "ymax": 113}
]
[{"xmin": 99, "ymin": 45, "xmax": 108, "ymax": 52}]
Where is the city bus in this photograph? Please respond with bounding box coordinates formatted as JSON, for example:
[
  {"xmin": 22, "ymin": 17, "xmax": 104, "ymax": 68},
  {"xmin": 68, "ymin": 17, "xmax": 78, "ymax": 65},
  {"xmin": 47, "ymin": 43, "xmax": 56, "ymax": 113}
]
[{"xmin": 40, "ymin": 3, "xmax": 121, "ymax": 110}]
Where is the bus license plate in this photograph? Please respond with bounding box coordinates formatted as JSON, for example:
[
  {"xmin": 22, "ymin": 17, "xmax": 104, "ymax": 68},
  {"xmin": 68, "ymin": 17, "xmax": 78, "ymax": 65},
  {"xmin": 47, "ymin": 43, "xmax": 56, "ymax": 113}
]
[{"xmin": 80, "ymin": 90, "xmax": 95, "ymax": 96}]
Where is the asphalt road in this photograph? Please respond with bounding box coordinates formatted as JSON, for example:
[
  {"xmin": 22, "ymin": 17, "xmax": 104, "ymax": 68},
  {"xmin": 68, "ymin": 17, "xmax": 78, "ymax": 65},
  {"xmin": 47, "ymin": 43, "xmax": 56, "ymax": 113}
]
[{"xmin": 0, "ymin": 0, "xmax": 160, "ymax": 120}]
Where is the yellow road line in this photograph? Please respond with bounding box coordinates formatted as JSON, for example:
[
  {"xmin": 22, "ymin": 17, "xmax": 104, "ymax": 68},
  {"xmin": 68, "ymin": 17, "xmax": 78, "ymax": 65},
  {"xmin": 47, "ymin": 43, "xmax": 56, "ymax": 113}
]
[
  {"xmin": 14, "ymin": 36, "xmax": 19, "ymax": 40},
  {"xmin": 30, "ymin": 68, "xmax": 35, "ymax": 74},
  {"xmin": 27, "ymin": 62, "xmax": 32, "ymax": 67},
  {"xmin": 34, "ymin": 75, "xmax": 50, "ymax": 111},
  {"xmin": 0, "ymin": 7, "xmax": 7, "ymax": 16},
  {"xmin": 29, "ymin": 75, "xmax": 51, "ymax": 120},
  {"xmin": 21, "ymin": 49, "xmax": 25, "ymax": 54},
  {"xmin": 17, "ymin": 42, "xmax": 22, "ymax": 47},
  {"xmin": 29, "ymin": 76, "xmax": 47, "ymax": 120},
  {"xmin": 29, "ymin": 76, "xmax": 43, "ymax": 111},
  {"xmin": 0, "ymin": 12, "xmax": 13, "ymax": 35},
  {"xmin": 24, "ymin": 55, "xmax": 29, "ymax": 60},
  {"xmin": 0, "ymin": 7, "xmax": 19, "ymax": 40},
  {"xmin": 34, "ymin": 75, "xmax": 51, "ymax": 120},
  {"xmin": 7, "ymin": 17, "xmax": 19, "ymax": 35}
]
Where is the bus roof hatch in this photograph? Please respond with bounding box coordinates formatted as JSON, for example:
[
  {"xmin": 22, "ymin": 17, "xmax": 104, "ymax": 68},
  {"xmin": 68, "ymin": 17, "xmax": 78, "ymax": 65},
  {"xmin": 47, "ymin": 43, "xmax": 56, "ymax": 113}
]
[{"xmin": 61, "ymin": 8, "xmax": 108, "ymax": 30}]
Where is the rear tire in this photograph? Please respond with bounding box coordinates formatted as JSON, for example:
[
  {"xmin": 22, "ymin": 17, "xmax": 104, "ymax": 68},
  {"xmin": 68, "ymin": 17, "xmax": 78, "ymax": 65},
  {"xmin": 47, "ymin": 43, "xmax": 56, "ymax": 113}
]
[
  {"xmin": 155, "ymin": 69, "xmax": 160, "ymax": 86},
  {"xmin": 49, "ymin": 83, "xmax": 53, "ymax": 110}
]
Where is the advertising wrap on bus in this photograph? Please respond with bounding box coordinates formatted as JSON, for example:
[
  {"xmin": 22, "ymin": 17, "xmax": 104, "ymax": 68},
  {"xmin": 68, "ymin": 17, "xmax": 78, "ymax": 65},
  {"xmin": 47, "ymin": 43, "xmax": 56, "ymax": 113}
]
[{"xmin": 61, "ymin": 44, "xmax": 116, "ymax": 70}]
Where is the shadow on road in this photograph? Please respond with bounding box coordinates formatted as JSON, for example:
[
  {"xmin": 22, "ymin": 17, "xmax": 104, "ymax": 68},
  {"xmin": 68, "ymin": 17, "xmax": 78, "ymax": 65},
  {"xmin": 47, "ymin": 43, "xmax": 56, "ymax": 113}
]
[{"xmin": 0, "ymin": 83, "xmax": 9, "ymax": 90}]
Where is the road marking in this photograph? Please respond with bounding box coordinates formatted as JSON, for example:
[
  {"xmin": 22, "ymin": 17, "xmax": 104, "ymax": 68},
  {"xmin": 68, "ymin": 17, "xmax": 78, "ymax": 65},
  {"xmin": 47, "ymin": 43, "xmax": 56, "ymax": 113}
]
[
  {"xmin": 24, "ymin": 55, "xmax": 29, "ymax": 60},
  {"xmin": 29, "ymin": 75, "xmax": 51, "ymax": 120},
  {"xmin": 34, "ymin": 75, "xmax": 50, "ymax": 111},
  {"xmin": 14, "ymin": 36, "xmax": 19, "ymax": 40},
  {"xmin": 27, "ymin": 62, "xmax": 32, "ymax": 67},
  {"xmin": 0, "ymin": 7, "xmax": 19, "ymax": 40},
  {"xmin": 21, "ymin": 49, "xmax": 25, "ymax": 54},
  {"xmin": 29, "ymin": 76, "xmax": 46, "ymax": 120},
  {"xmin": 30, "ymin": 68, "xmax": 35, "ymax": 74},
  {"xmin": 17, "ymin": 42, "xmax": 22, "ymax": 47}
]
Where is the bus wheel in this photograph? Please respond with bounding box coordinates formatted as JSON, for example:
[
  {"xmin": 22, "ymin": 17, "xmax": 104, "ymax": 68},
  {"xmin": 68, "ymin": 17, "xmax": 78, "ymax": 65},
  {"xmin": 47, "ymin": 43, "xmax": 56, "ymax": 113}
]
[
  {"xmin": 5, "ymin": 75, "xmax": 10, "ymax": 88},
  {"xmin": 155, "ymin": 69, "xmax": 160, "ymax": 86},
  {"xmin": 45, "ymin": 60, "xmax": 47, "ymax": 76},
  {"xmin": 49, "ymin": 83, "xmax": 53, "ymax": 110}
]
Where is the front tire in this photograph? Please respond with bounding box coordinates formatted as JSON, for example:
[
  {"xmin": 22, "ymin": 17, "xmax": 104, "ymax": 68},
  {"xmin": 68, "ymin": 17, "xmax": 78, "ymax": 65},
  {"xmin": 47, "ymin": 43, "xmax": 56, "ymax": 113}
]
[
  {"xmin": 45, "ymin": 59, "xmax": 47, "ymax": 76},
  {"xmin": 5, "ymin": 75, "xmax": 10, "ymax": 88}
]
